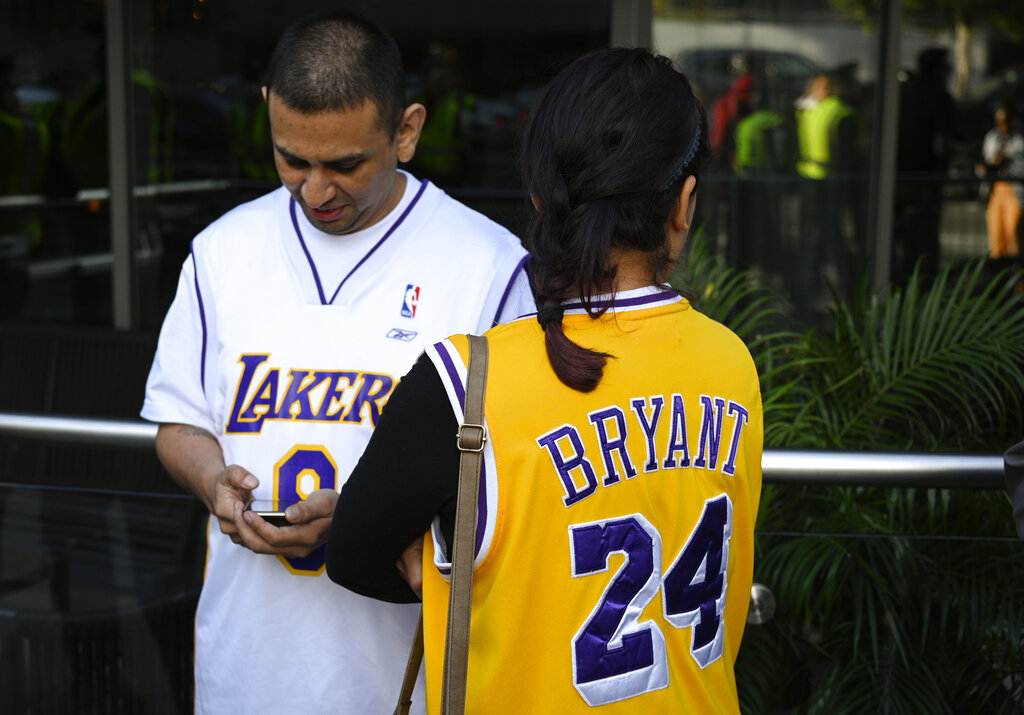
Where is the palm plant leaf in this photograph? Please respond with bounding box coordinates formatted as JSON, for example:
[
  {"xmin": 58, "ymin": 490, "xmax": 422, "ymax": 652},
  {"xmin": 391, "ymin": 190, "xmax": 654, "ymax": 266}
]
[
  {"xmin": 677, "ymin": 243, "xmax": 1024, "ymax": 713},
  {"xmin": 782, "ymin": 258, "xmax": 1024, "ymax": 451},
  {"xmin": 670, "ymin": 231, "xmax": 797, "ymax": 348}
]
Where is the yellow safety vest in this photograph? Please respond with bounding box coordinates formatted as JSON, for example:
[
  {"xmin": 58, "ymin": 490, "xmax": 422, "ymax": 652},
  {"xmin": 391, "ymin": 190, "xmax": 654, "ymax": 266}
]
[
  {"xmin": 796, "ymin": 96, "xmax": 854, "ymax": 179},
  {"xmin": 734, "ymin": 109, "xmax": 784, "ymax": 173}
]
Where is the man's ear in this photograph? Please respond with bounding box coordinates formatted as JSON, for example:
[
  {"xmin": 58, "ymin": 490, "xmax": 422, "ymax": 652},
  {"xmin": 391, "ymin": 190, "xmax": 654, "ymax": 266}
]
[
  {"xmin": 261, "ymin": 86, "xmax": 268, "ymax": 103},
  {"xmin": 670, "ymin": 175, "xmax": 698, "ymax": 232},
  {"xmin": 395, "ymin": 103, "xmax": 426, "ymax": 163}
]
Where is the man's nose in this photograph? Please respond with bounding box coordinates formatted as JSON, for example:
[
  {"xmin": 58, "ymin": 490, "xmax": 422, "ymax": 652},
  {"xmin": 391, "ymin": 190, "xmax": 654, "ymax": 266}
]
[{"xmin": 301, "ymin": 167, "xmax": 337, "ymax": 207}]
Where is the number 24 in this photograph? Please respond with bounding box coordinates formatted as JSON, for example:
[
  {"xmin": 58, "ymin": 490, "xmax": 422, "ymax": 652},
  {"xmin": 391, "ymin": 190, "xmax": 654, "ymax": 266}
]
[{"xmin": 569, "ymin": 495, "xmax": 732, "ymax": 706}]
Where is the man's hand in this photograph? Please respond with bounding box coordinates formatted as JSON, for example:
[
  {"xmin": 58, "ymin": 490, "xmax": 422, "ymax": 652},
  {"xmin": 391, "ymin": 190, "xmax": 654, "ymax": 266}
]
[
  {"xmin": 155, "ymin": 424, "xmax": 259, "ymax": 541},
  {"xmin": 209, "ymin": 464, "xmax": 260, "ymax": 541},
  {"xmin": 153, "ymin": 424, "xmax": 341, "ymax": 558},
  {"xmin": 235, "ymin": 488, "xmax": 340, "ymax": 558},
  {"xmin": 396, "ymin": 536, "xmax": 425, "ymax": 598}
]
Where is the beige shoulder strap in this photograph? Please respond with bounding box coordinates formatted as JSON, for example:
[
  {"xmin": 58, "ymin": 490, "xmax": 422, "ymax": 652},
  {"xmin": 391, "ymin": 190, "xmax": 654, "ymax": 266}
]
[
  {"xmin": 393, "ymin": 335, "xmax": 488, "ymax": 715},
  {"xmin": 442, "ymin": 333, "xmax": 489, "ymax": 714},
  {"xmin": 393, "ymin": 611, "xmax": 423, "ymax": 715}
]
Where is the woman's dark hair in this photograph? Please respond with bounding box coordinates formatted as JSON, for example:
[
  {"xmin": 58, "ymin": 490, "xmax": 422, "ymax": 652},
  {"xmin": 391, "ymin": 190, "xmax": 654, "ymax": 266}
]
[
  {"xmin": 519, "ymin": 47, "xmax": 708, "ymax": 392},
  {"xmin": 263, "ymin": 10, "xmax": 405, "ymax": 135}
]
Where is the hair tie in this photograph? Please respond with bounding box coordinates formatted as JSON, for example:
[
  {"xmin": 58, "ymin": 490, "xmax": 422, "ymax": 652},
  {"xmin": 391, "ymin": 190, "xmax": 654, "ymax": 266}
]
[
  {"xmin": 657, "ymin": 122, "xmax": 702, "ymax": 191},
  {"xmin": 536, "ymin": 304, "xmax": 565, "ymax": 331}
]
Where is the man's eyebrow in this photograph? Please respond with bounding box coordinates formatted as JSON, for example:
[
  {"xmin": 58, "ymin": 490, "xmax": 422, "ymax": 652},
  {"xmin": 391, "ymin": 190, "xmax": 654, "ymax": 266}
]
[
  {"xmin": 326, "ymin": 153, "xmax": 370, "ymax": 167},
  {"xmin": 274, "ymin": 144, "xmax": 370, "ymax": 165},
  {"xmin": 274, "ymin": 144, "xmax": 304, "ymax": 162}
]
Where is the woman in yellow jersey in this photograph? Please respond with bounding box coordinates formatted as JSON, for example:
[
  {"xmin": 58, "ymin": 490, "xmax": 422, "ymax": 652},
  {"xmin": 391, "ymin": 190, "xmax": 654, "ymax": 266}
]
[{"xmin": 326, "ymin": 47, "xmax": 763, "ymax": 713}]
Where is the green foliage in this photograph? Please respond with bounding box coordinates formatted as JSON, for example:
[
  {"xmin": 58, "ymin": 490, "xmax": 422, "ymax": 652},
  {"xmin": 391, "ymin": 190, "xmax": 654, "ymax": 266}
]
[
  {"xmin": 671, "ymin": 230, "xmax": 806, "ymax": 390},
  {"xmin": 675, "ymin": 242, "xmax": 1024, "ymax": 713},
  {"xmin": 769, "ymin": 259, "xmax": 1024, "ymax": 452},
  {"xmin": 676, "ymin": 240, "xmax": 1024, "ymax": 453}
]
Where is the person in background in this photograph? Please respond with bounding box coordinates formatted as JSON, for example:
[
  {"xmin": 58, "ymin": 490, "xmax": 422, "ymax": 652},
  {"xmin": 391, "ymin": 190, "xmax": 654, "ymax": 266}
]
[
  {"xmin": 733, "ymin": 80, "xmax": 795, "ymax": 276},
  {"xmin": 327, "ymin": 46, "xmax": 763, "ymax": 714},
  {"xmin": 410, "ymin": 43, "xmax": 476, "ymax": 186},
  {"xmin": 709, "ymin": 51, "xmax": 755, "ymax": 171},
  {"xmin": 981, "ymin": 104, "xmax": 1023, "ymax": 261},
  {"xmin": 893, "ymin": 47, "xmax": 963, "ymax": 283},
  {"xmin": 140, "ymin": 9, "xmax": 533, "ymax": 713},
  {"xmin": 795, "ymin": 72, "xmax": 862, "ymax": 310}
]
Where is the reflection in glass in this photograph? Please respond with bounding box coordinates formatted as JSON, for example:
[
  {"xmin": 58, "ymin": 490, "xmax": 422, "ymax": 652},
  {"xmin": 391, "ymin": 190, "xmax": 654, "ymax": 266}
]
[
  {"xmin": 655, "ymin": 5, "xmax": 877, "ymax": 328},
  {"xmin": 0, "ymin": 3, "xmax": 112, "ymax": 324},
  {"xmin": 653, "ymin": 1, "xmax": 1018, "ymax": 329},
  {"xmin": 0, "ymin": 484, "xmax": 205, "ymax": 711}
]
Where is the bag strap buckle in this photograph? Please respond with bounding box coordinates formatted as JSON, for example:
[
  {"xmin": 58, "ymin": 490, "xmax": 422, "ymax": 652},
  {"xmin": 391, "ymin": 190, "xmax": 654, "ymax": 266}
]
[{"xmin": 456, "ymin": 423, "xmax": 487, "ymax": 453}]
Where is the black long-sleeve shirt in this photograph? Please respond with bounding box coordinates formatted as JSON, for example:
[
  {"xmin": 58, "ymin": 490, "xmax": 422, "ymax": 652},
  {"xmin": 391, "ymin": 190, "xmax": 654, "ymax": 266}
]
[{"xmin": 325, "ymin": 353, "xmax": 460, "ymax": 603}]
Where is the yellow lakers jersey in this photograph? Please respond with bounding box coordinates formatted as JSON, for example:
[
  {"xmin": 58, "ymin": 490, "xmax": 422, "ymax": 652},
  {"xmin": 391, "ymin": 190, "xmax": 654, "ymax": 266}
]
[{"xmin": 423, "ymin": 286, "xmax": 763, "ymax": 713}]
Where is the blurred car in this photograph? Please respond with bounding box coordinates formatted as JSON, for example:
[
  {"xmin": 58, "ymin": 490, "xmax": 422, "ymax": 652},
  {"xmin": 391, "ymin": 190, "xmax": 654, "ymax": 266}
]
[{"xmin": 676, "ymin": 47, "xmax": 824, "ymax": 105}]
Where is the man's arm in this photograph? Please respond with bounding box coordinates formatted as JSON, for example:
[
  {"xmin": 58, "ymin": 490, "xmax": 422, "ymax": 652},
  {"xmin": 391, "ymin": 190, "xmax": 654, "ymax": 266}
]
[{"xmin": 156, "ymin": 423, "xmax": 257, "ymax": 540}]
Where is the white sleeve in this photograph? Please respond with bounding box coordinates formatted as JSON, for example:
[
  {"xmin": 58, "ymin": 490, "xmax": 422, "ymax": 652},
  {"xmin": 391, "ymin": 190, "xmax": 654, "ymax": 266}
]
[
  {"xmin": 476, "ymin": 252, "xmax": 535, "ymax": 333},
  {"xmin": 983, "ymin": 130, "xmax": 1003, "ymax": 165},
  {"xmin": 140, "ymin": 249, "xmax": 218, "ymax": 434}
]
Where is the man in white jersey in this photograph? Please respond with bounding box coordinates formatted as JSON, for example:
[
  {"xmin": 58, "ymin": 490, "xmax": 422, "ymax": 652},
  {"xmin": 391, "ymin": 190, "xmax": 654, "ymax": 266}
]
[{"xmin": 140, "ymin": 10, "xmax": 532, "ymax": 713}]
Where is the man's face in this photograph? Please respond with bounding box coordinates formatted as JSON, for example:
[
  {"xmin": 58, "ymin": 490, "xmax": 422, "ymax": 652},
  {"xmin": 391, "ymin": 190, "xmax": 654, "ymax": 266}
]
[{"xmin": 266, "ymin": 91, "xmax": 407, "ymax": 235}]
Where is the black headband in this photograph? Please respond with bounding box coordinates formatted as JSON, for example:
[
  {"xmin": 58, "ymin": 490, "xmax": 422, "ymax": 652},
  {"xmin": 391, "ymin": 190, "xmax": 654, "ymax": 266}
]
[{"xmin": 657, "ymin": 122, "xmax": 702, "ymax": 191}]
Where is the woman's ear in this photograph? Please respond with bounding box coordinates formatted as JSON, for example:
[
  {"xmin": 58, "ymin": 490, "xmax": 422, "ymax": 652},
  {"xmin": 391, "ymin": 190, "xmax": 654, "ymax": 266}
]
[
  {"xmin": 670, "ymin": 175, "xmax": 698, "ymax": 232},
  {"xmin": 666, "ymin": 175, "xmax": 698, "ymax": 269},
  {"xmin": 396, "ymin": 103, "xmax": 427, "ymax": 163}
]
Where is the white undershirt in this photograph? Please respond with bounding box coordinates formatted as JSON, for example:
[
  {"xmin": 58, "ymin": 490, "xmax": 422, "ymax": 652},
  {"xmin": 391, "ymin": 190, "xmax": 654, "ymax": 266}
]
[{"xmin": 295, "ymin": 171, "xmax": 418, "ymax": 298}]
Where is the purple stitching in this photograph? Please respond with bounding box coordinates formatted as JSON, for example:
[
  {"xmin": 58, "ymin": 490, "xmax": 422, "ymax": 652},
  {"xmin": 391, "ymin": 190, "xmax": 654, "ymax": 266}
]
[
  {"xmin": 288, "ymin": 178, "xmax": 430, "ymax": 306},
  {"xmin": 189, "ymin": 241, "xmax": 208, "ymax": 392}
]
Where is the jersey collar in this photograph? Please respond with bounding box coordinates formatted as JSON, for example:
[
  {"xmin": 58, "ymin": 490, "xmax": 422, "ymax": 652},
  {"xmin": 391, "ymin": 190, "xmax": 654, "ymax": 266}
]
[
  {"xmin": 550, "ymin": 285, "xmax": 685, "ymax": 317},
  {"xmin": 288, "ymin": 177, "xmax": 430, "ymax": 306}
]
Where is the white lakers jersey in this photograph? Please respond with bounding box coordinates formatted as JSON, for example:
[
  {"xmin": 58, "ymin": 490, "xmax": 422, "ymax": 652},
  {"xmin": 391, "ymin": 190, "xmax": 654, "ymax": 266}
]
[{"xmin": 142, "ymin": 173, "xmax": 532, "ymax": 713}]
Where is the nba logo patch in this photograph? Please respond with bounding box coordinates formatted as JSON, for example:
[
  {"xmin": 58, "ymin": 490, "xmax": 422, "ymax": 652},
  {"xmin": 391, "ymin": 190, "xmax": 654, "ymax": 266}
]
[{"xmin": 401, "ymin": 284, "xmax": 420, "ymax": 318}]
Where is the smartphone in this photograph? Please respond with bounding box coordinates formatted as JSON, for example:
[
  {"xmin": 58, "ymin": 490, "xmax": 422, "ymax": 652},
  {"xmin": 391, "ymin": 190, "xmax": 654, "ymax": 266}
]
[{"xmin": 247, "ymin": 498, "xmax": 301, "ymax": 527}]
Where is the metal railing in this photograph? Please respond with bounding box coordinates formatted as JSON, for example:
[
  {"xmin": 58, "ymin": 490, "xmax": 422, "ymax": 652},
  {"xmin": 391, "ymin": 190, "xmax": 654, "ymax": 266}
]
[{"xmin": 0, "ymin": 411, "xmax": 1006, "ymax": 489}]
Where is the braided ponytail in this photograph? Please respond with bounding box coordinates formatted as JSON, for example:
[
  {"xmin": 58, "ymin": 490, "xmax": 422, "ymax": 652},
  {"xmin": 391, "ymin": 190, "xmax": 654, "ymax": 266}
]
[{"xmin": 520, "ymin": 47, "xmax": 707, "ymax": 392}]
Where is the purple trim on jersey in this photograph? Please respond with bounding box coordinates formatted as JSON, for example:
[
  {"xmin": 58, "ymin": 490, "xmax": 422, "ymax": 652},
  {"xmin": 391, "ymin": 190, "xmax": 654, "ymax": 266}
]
[
  {"xmin": 521, "ymin": 287, "xmax": 681, "ymax": 320},
  {"xmin": 288, "ymin": 178, "xmax": 430, "ymax": 306},
  {"xmin": 289, "ymin": 201, "xmax": 328, "ymax": 304},
  {"xmin": 328, "ymin": 179, "xmax": 429, "ymax": 303},
  {"xmin": 491, "ymin": 254, "xmax": 531, "ymax": 326},
  {"xmin": 563, "ymin": 287, "xmax": 679, "ymax": 312},
  {"xmin": 475, "ymin": 469, "xmax": 488, "ymax": 555},
  {"xmin": 189, "ymin": 241, "xmax": 208, "ymax": 392},
  {"xmin": 434, "ymin": 340, "xmax": 466, "ymax": 407},
  {"xmin": 433, "ymin": 340, "xmax": 488, "ymax": 559}
]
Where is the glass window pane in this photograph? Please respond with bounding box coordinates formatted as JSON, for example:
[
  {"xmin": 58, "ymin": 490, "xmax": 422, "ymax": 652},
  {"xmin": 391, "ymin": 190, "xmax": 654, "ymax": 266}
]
[
  {"xmin": 655, "ymin": 2, "xmax": 878, "ymax": 329},
  {"xmin": 0, "ymin": 2, "xmax": 112, "ymax": 324},
  {"xmin": 129, "ymin": 0, "xmax": 610, "ymax": 330},
  {"xmin": 655, "ymin": 1, "xmax": 1024, "ymax": 329},
  {"xmin": 0, "ymin": 484, "xmax": 205, "ymax": 711}
]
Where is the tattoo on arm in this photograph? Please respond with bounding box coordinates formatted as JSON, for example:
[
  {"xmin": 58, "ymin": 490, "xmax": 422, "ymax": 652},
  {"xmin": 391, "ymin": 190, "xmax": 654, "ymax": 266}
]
[{"xmin": 176, "ymin": 424, "xmax": 218, "ymax": 443}]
